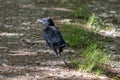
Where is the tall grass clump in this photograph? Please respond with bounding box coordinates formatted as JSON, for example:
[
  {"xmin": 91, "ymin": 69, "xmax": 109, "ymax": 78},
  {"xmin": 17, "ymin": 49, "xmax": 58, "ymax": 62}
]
[
  {"xmin": 87, "ymin": 13, "xmax": 117, "ymax": 32},
  {"xmin": 80, "ymin": 44, "xmax": 109, "ymax": 74},
  {"xmin": 61, "ymin": 24, "xmax": 110, "ymax": 75},
  {"xmin": 87, "ymin": 13, "xmax": 104, "ymax": 31}
]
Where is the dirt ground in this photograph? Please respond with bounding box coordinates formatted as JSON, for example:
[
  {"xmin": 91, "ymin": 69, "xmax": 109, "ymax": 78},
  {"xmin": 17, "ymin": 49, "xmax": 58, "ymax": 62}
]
[{"xmin": 0, "ymin": 0, "xmax": 120, "ymax": 80}]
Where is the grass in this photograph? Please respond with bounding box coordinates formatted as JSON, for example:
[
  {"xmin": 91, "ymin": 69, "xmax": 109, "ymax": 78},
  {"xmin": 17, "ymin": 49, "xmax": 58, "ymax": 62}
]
[
  {"xmin": 60, "ymin": 3, "xmax": 112, "ymax": 75},
  {"xmin": 87, "ymin": 13, "xmax": 104, "ymax": 31},
  {"xmin": 60, "ymin": 24, "xmax": 110, "ymax": 75},
  {"xmin": 61, "ymin": 24, "xmax": 96, "ymax": 47},
  {"xmin": 72, "ymin": 4, "xmax": 91, "ymax": 18},
  {"xmin": 72, "ymin": 3, "xmax": 113, "ymax": 31},
  {"xmin": 87, "ymin": 13, "xmax": 116, "ymax": 32},
  {"xmin": 72, "ymin": 3, "xmax": 114, "ymax": 32},
  {"xmin": 77, "ymin": 44, "xmax": 109, "ymax": 74}
]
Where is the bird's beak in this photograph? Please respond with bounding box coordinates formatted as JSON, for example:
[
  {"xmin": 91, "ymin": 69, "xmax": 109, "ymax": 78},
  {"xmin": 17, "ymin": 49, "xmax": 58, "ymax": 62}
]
[{"xmin": 35, "ymin": 19, "xmax": 43, "ymax": 23}]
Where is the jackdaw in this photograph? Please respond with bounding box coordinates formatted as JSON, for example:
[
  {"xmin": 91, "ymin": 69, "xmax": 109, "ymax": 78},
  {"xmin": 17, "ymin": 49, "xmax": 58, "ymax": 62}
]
[{"xmin": 36, "ymin": 17, "xmax": 67, "ymax": 64}]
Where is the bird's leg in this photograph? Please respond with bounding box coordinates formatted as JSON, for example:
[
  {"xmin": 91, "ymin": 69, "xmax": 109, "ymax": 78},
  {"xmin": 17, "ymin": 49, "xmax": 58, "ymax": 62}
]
[
  {"xmin": 51, "ymin": 45, "xmax": 67, "ymax": 65},
  {"xmin": 59, "ymin": 54, "xmax": 68, "ymax": 66},
  {"xmin": 59, "ymin": 48, "xmax": 68, "ymax": 65},
  {"xmin": 59, "ymin": 47, "xmax": 63, "ymax": 53},
  {"xmin": 60, "ymin": 55, "xmax": 68, "ymax": 65},
  {"xmin": 52, "ymin": 48, "xmax": 67, "ymax": 65}
]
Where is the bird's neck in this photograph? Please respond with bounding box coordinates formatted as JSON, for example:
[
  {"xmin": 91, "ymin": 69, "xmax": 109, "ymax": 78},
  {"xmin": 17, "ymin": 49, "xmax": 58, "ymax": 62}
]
[{"xmin": 49, "ymin": 21, "xmax": 55, "ymax": 26}]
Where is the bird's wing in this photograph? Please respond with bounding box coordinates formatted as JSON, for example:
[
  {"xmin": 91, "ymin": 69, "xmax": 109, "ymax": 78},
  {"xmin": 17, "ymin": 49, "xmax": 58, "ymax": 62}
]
[
  {"xmin": 43, "ymin": 26, "xmax": 66, "ymax": 47},
  {"xmin": 49, "ymin": 26, "xmax": 65, "ymax": 43}
]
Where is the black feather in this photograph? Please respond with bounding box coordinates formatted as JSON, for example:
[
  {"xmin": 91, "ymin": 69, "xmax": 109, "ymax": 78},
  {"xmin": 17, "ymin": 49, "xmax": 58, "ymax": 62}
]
[{"xmin": 37, "ymin": 17, "xmax": 67, "ymax": 65}]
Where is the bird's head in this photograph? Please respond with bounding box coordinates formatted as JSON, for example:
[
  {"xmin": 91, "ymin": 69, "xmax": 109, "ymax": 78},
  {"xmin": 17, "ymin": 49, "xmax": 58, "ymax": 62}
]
[{"xmin": 36, "ymin": 17, "xmax": 55, "ymax": 26}]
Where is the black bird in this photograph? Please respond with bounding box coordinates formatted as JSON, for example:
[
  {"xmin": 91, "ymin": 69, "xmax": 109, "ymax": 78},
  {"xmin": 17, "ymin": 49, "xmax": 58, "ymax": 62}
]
[{"xmin": 36, "ymin": 17, "xmax": 67, "ymax": 64}]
